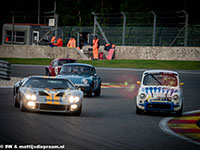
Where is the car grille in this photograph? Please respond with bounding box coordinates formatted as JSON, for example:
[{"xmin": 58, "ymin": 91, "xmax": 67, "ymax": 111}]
[
  {"xmin": 147, "ymin": 104, "xmax": 171, "ymax": 110},
  {"xmin": 38, "ymin": 104, "xmax": 68, "ymax": 111}
]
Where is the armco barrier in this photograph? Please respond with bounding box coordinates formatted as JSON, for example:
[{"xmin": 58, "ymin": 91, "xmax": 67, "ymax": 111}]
[{"xmin": 0, "ymin": 60, "xmax": 11, "ymax": 80}]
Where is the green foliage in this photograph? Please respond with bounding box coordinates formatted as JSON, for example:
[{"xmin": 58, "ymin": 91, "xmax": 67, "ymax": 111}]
[{"xmin": 1, "ymin": 0, "xmax": 200, "ymax": 26}]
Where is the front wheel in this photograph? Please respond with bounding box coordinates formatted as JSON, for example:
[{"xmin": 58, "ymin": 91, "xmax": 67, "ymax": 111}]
[
  {"xmin": 85, "ymin": 86, "xmax": 92, "ymax": 97},
  {"xmin": 94, "ymin": 84, "xmax": 101, "ymax": 97},
  {"xmin": 20, "ymin": 100, "xmax": 27, "ymax": 112},
  {"xmin": 175, "ymin": 106, "xmax": 183, "ymax": 117},
  {"xmin": 13, "ymin": 95, "xmax": 19, "ymax": 108},
  {"xmin": 45, "ymin": 68, "xmax": 50, "ymax": 76},
  {"xmin": 136, "ymin": 105, "xmax": 143, "ymax": 115}
]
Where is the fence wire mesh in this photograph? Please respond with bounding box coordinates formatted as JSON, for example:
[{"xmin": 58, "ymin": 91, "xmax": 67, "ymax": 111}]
[
  {"xmin": 1, "ymin": 11, "xmax": 200, "ymax": 46},
  {"xmin": 61, "ymin": 11, "xmax": 200, "ymax": 46}
]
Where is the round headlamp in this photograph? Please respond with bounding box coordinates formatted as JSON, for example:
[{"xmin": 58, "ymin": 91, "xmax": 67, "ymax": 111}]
[
  {"xmin": 82, "ymin": 79, "xmax": 88, "ymax": 84},
  {"xmin": 139, "ymin": 93, "xmax": 146, "ymax": 99},
  {"xmin": 26, "ymin": 94, "xmax": 36, "ymax": 101},
  {"xmin": 69, "ymin": 96, "xmax": 80, "ymax": 103},
  {"xmin": 173, "ymin": 95, "xmax": 179, "ymax": 100}
]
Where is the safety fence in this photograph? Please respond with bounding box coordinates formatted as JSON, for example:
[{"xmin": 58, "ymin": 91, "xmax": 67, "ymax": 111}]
[
  {"xmin": 60, "ymin": 25, "xmax": 200, "ymax": 47},
  {"xmin": 0, "ymin": 60, "xmax": 11, "ymax": 80},
  {"xmin": 1, "ymin": 11, "xmax": 200, "ymax": 47},
  {"xmin": 60, "ymin": 11, "xmax": 200, "ymax": 47}
]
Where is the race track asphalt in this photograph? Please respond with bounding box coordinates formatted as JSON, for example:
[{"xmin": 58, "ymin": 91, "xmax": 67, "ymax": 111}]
[{"xmin": 0, "ymin": 65, "xmax": 200, "ymax": 150}]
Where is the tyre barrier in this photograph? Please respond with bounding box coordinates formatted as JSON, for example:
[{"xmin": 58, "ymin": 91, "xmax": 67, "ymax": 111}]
[{"xmin": 0, "ymin": 60, "xmax": 11, "ymax": 80}]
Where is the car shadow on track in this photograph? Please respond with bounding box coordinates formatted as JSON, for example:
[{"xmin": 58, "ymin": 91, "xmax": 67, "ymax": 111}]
[{"xmin": 137, "ymin": 111, "xmax": 179, "ymax": 117}]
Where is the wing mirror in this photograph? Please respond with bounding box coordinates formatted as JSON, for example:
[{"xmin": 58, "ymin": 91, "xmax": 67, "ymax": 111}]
[
  {"xmin": 76, "ymin": 87, "xmax": 81, "ymax": 91},
  {"xmin": 180, "ymin": 82, "xmax": 184, "ymax": 86},
  {"xmin": 18, "ymin": 80, "xmax": 23, "ymax": 86}
]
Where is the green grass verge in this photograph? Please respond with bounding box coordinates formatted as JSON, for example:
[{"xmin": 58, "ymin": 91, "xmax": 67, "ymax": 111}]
[
  {"xmin": 0, "ymin": 58, "xmax": 53, "ymax": 65},
  {"xmin": 1, "ymin": 58, "xmax": 200, "ymax": 70}
]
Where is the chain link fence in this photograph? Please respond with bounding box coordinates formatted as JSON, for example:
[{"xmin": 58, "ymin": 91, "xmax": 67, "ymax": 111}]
[
  {"xmin": 61, "ymin": 11, "xmax": 200, "ymax": 47},
  {"xmin": 1, "ymin": 11, "xmax": 200, "ymax": 46}
]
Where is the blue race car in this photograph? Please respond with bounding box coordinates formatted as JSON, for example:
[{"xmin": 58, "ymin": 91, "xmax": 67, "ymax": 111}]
[{"xmin": 57, "ymin": 63, "xmax": 101, "ymax": 97}]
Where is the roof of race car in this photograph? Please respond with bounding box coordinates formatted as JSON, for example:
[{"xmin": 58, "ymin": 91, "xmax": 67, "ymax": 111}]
[
  {"xmin": 24, "ymin": 76, "xmax": 75, "ymax": 85},
  {"xmin": 143, "ymin": 70, "xmax": 178, "ymax": 75},
  {"xmin": 62, "ymin": 63, "xmax": 94, "ymax": 68},
  {"xmin": 53, "ymin": 58, "xmax": 76, "ymax": 61},
  {"xmin": 28, "ymin": 75, "xmax": 71, "ymax": 80}
]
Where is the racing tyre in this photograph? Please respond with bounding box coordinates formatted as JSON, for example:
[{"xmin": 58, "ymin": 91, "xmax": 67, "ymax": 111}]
[
  {"xmin": 45, "ymin": 68, "xmax": 50, "ymax": 76},
  {"xmin": 94, "ymin": 84, "xmax": 101, "ymax": 97},
  {"xmin": 70, "ymin": 105, "xmax": 82, "ymax": 116},
  {"xmin": 136, "ymin": 105, "xmax": 143, "ymax": 115},
  {"xmin": 13, "ymin": 95, "xmax": 19, "ymax": 108},
  {"xmin": 86, "ymin": 87, "xmax": 92, "ymax": 97},
  {"xmin": 86, "ymin": 91, "xmax": 92, "ymax": 97},
  {"xmin": 20, "ymin": 100, "xmax": 27, "ymax": 112},
  {"xmin": 175, "ymin": 106, "xmax": 183, "ymax": 117}
]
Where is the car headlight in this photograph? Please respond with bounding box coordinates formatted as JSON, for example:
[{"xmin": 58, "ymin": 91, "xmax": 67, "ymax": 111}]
[
  {"xmin": 81, "ymin": 79, "xmax": 88, "ymax": 84},
  {"xmin": 139, "ymin": 93, "xmax": 146, "ymax": 99},
  {"xmin": 25, "ymin": 94, "xmax": 36, "ymax": 100},
  {"xmin": 173, "ymin": 95, "xmax": 179, "ymax": 100},
  {"xmin": 69, "ymin": 96, "xmax": 80, "ymax": 103}
]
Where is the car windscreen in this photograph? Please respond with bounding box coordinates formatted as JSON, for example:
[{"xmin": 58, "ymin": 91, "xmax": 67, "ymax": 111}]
[
  {"xmin": 23, "ymin": 77, "xmax": 75, "ymax": 89},
  {"xmin": 60, "ymin": 65, "xmax": 94, "ymax": 75},
  {"xmin": 143, "ymin": 74, "xmax": 178, "ymax": 86}
]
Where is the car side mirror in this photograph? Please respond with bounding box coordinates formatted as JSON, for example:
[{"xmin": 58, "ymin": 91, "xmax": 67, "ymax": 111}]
[
  {"xmin": 180, "ymin": 82, "xmax": 184, "ymax": 86},
  {"xmin": 17, "ymin": 80, "xmax": 23, "ymax": 87},
  {"xmin": 76, "ymin": 86, "xmax": 81, "ymax": 91},
  {"xmin": 137, "ymin": 81, "xmax": 141, "ymax": 85}
]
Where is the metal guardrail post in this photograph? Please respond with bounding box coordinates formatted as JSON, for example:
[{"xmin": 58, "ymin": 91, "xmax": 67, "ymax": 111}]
[
  {"xmin": 121, "ymin": 12, "xmax": 126, "ymax": 46},
  {"xmin": 77, "ymin": 32, "xmax": 80, "ymax": 48},
  {"xmin": 95, "ymin": 21, "xmax": 109, "ymax": 44},
  {"xmin": 92, "ymin": 12, "xmax": 97, "ymax": 37},
  {"xmin": 151, "ymin": 11, "xmax": 156, "ymax": 46},
  {"xmin": 183, "ymin": 10, "xmax": 188, "ymax": 47},
  {"xmin": 11, "ymin": 11, "xmax": 15, "ymax": 45},
  {"xmin": 0, "ymin": 60, "xmax": 11, "ymax": 80},
  {"xmin": 54, "ymin": 12, "xmax": 59, "ymax": 39},
  {"xmin": 92, "ymin": 12, "xmax": 109, "ymax": 44}
]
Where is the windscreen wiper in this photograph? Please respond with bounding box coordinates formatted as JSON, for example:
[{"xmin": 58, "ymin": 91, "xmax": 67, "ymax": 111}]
[{"xmin": 150, "ymin": 74, "xmax": 162, "ymax": 85}]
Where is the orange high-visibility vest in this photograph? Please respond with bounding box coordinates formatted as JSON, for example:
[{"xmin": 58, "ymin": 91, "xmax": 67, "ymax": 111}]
[
  {"xmin": 93, "ymin": 39, "xmax": 99, "ymax": 59},
  {"xmin": 67, "ymin": 38, "xmax": 76, "ymax": 48},
  {"xmin": 51, "ymin": 36, "xmax": 55, "ymax": 43}
]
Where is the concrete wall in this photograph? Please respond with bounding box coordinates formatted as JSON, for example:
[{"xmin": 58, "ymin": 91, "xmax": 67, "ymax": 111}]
[
  {"xmin": 0, "ymin": 45, "xmax": 200, "ymax": 61},
  {"xmin": 113, "ymin": 46, "xmax": 200, "ymax": 61},
  {"xmin": 0, "ymin": 45, "xmax": 88, "ymax": 60}
]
